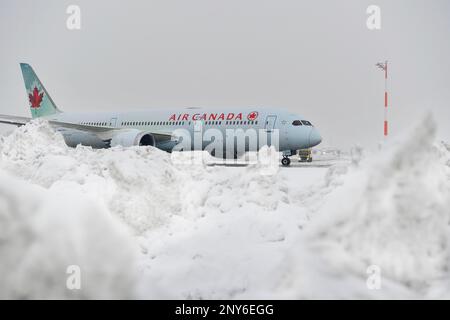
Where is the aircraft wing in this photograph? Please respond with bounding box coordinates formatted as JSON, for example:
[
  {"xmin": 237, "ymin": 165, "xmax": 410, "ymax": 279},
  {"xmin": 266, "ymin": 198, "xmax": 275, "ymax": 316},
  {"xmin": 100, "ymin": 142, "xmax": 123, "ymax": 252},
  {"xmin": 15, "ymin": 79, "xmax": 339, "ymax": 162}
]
[
  {"xmin": 0, "ymin": 114, "xmax": 173, "ymax": 141},
  {"xmin": 0, "ymin": 114, "xmax": 30, "ymax": 126}
]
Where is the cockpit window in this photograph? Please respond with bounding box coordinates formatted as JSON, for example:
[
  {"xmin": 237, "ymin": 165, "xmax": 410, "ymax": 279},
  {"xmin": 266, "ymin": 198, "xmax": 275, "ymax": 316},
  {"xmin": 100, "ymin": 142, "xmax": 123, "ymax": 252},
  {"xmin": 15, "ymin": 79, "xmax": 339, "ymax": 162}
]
[
  {"xmin": 301, "ymin": 120, "xmax": 312, "ymax": 126},
  {"xmin": 292, "ymin": 120, "xmax": 303, "ymax": 126}
]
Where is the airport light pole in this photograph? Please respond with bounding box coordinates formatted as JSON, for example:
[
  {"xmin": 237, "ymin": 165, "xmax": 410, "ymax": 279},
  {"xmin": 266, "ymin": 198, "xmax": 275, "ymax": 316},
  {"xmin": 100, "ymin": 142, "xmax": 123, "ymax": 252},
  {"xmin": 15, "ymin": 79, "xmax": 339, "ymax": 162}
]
[{"xmin": 375, "ymin": 60, "xmax": 388, "ymax": 137}]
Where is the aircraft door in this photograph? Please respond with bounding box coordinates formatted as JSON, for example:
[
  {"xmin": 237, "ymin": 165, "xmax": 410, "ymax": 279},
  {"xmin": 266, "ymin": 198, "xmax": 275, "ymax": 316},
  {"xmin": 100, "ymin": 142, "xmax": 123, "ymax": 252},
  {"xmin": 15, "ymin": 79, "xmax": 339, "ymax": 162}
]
[
  {"xmin": 109, "ymin": 117, "xmax": 117, "ymax": 128},
  {"xmin": 194, "ymin": 120, "xmax": 202, "ymax": 133},
  {"xmin": 265, "ymin": 115, "xmax": 277, "ymax": 132},
  {"xmin": 263, "ymin": 115, "xmax": 278, "ymax": 148},
  {"xmin": 193, "ymin": 120, "xmax": 203, "ymax": 150}
]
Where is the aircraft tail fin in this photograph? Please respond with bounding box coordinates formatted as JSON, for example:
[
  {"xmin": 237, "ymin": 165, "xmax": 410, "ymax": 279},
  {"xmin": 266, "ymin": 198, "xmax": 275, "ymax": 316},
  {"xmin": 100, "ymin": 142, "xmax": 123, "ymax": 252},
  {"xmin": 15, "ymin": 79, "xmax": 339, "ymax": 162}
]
[{"xmin": 20, "ymin": 63, "xmax": 61, "ymax": 118}]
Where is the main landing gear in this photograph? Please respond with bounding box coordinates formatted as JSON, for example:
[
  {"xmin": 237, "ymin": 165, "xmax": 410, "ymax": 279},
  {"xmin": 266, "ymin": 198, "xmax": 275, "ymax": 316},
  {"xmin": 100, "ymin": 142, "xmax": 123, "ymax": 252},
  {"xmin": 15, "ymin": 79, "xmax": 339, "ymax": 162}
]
[{"xmin": 281, "ymin": 156, "xmax": 291, "ymax": 167}]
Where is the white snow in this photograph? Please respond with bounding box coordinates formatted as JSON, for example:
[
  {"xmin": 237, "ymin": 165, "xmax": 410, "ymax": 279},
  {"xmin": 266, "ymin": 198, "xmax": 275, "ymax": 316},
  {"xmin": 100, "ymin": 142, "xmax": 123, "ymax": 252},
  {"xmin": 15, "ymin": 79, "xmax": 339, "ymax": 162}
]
[{"xmin": 0, "ymin": 116, "xmax": 449, "ymax": 299}]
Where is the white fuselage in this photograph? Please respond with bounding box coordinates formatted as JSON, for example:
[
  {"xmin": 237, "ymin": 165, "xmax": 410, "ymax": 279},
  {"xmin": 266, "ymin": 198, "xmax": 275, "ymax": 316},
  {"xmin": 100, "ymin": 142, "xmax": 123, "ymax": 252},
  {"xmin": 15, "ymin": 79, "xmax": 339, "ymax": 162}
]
[{"xmin": 46, "ymin": 107, "xmax": 322, "ymax": 156}]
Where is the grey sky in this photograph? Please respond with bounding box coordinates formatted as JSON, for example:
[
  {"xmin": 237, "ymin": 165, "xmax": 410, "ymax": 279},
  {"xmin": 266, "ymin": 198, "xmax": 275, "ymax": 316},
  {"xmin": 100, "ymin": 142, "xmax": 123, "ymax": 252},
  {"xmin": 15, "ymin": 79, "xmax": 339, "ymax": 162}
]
[{"xmin": 1, "ymin": 0, "xmax": 449, "ymax": 148}]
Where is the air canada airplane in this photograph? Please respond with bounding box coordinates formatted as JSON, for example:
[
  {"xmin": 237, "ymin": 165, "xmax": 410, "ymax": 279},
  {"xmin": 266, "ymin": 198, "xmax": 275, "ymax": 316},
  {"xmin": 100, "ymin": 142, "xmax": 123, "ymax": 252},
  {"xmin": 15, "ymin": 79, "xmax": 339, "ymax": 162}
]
[{"xmin": 0, "ymin": 63, "xmax": 321, "ymax": 166}]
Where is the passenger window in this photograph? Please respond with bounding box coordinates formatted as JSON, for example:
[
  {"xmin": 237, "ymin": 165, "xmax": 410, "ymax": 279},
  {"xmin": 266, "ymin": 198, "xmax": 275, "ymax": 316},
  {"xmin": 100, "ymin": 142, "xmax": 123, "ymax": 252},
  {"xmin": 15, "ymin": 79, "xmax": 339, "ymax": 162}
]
[{"xmin": 292, "ymin": 120, "xmax": 303, "ymax": 126}]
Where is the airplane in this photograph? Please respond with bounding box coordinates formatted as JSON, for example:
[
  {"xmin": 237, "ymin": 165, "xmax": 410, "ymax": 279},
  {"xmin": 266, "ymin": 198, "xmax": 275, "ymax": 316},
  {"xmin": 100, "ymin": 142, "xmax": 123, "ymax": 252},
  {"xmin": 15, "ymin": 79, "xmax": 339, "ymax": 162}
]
[{"xmin": 0, "ymin": 63, "xmax": 322, "ymax": 166}]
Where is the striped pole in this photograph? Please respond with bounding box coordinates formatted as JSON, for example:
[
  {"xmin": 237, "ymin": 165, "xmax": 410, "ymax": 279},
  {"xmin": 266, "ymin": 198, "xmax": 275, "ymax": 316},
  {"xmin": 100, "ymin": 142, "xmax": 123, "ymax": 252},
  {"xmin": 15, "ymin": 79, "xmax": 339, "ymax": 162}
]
[
  {"xmin": 376, "ymin": 61, "xmax": 388, "ymax": 137},
  {"xmin": 384, "ymin": 61, "xmax": 388, "ymax": 136}
]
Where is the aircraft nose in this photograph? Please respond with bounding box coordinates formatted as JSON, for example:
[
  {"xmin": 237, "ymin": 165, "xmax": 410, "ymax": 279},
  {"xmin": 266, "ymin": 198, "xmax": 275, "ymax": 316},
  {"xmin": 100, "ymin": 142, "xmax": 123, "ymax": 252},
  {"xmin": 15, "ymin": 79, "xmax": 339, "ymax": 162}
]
[{"xmin": 308, "ymin": 128, "xmax": 322, "ymax": 147}]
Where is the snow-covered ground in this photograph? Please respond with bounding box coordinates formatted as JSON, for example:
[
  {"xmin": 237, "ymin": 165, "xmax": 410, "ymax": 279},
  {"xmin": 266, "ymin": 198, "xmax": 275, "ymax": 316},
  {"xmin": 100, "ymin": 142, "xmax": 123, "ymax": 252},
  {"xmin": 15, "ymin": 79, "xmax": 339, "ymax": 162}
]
[{"xmin": 0, "ymin": 117, "xmax": 449, "ymax": 299}]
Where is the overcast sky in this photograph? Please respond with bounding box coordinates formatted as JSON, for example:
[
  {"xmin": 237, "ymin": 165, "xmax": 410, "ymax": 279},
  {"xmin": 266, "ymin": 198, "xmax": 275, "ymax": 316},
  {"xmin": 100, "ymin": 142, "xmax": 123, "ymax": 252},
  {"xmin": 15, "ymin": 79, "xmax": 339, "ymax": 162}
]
[{"xmin": 1, "ymin": 0, "xmax": 449, "ymax": 148}]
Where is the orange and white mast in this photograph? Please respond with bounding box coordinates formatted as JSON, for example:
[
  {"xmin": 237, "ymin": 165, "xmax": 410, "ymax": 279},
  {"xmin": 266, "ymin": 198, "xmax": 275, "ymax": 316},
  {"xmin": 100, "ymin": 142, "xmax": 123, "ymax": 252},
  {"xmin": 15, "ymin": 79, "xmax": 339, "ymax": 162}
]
[{"xmin": 376, "ymin": 60, "xmax": 388, "ymax": 137}]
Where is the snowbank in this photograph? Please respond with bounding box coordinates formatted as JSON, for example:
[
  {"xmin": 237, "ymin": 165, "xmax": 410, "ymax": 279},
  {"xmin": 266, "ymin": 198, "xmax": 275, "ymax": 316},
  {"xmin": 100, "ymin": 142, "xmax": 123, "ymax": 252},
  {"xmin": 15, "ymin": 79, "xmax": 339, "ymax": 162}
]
[
  {"xmin": 0, "ymin": 168, "xmax": 138, "ymax": 299},
  {"xmin": 0, "ymin": 117, "xmax": 449, "ymax": 299},
  {"xmin": 282, "ymin": 115, "xmax": 450, "ymax": 298}
]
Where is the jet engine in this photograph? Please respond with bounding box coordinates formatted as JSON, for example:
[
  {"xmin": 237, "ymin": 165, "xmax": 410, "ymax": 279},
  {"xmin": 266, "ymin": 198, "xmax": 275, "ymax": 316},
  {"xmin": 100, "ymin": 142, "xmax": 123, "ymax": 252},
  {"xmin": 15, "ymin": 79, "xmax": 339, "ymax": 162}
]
[{"xmin": 110, "ymin": 129, "xmax": 156, "ymax": 147}]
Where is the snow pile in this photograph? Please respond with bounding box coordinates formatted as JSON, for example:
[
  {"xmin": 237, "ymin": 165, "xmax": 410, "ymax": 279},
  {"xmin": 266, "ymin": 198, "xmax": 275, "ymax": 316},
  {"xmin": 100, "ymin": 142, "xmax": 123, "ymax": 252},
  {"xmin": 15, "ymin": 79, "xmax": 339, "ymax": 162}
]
[
  {"xmin": 0, "ymin": 121, "xmax": 184, "ymax": 233},
  {"xmin": 0, "ymin": 169, "xmax": 138, "ymax": 299},
  {"xmin": 0, "ymin": 121, "xmax": 291, "ymax": 234},
  {"xmin": 0, "ymin": 117, "xmax": 449, "ymax": 299},
  {"xmin": 0, "ymin": 121, "xmax": 299, "ymax": 299},
  {"xmin": 282, "ymin": 115, "xmax": 450, "ymax": 298}
]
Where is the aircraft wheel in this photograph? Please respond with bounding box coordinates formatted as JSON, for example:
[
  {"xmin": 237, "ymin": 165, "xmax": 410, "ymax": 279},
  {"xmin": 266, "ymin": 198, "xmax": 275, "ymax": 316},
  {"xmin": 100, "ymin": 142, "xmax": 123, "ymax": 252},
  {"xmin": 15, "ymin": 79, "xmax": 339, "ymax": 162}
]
[{"xmin": 281, "ymin": 157, "xmax": 291, "ymax": 166}]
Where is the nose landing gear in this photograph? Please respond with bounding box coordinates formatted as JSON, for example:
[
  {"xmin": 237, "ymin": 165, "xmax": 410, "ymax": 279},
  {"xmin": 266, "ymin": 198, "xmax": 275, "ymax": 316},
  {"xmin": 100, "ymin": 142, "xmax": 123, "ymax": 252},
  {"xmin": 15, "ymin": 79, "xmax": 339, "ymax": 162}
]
[{"xmin": 281, "ymin": 156, "xmax": 291, "ymax": 166}]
